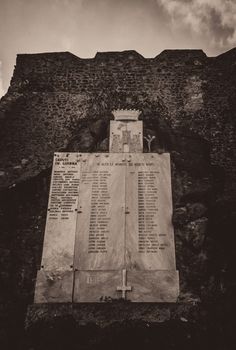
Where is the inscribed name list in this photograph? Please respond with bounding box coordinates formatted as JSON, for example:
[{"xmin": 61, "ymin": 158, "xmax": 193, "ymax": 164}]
[
  {"xmin": 41, "ymin": 153, "xmax": 80, "ymax": 270},
  {"xmin": 125, "ymin": 153, "xmax": 176, "ymax": 270},
  {"xmin": 74, "ymin": 153, "xmax": 175, "ymax": 272},
  {"xmin": 74, "ymin": 154, "xmax": 126, "ymax": 270},
  {"xmin": 36, "ymin": 152, "xmax": 178, "ymax": 302}
]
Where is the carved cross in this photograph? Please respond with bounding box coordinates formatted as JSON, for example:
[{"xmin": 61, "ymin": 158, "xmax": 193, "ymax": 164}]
[{"xmin": 117, "ymin": 269, "xmax": 132, "ymax": 299}]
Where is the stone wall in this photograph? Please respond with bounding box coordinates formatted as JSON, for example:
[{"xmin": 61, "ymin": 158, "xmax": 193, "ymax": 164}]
[
  {"xmin": 0, "ymin": 49, "xmax": 236, "ymax": 194},
  {"xmin": 0, "ymin": 49, "xmax": 236, "ymax": 349}
]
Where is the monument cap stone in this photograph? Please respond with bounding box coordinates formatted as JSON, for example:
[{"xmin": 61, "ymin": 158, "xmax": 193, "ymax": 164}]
[{"xmin": 112, "ymin": 109, "xmax": 141, "ymax": 121}]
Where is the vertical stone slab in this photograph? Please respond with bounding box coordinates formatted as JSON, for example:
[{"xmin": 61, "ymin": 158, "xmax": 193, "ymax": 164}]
[
  {"xmin": 34, "ymin": 152, "xmax": 80, "ymax": 303},
  {"xmin": 74, "ymin": 153, "xmax": 126, "ymax": 271},
  {"xmin": 109, "ymin": 121, "xmax": 143, "ymax": 153},
  {"xmin": 109, "ymin": 120, "xmax": 125, "ymax": 152},
  {"xmin": 41, "ymin": 153, "xmax": 80, "ymax": 270},
  {"xmin": 126, "ymin": 121, "xmax": 143, "ymax": 152},
  {"xmin": 73, "ymin": 154, "xmax": 126, "ymax": 302},
  {"xmin": 125, "ymin": 153, "xmax": 176, "ymax": 270},
  {"xmin": 125, "ymin": 153, "xmax": 179, "ymax": 301}
]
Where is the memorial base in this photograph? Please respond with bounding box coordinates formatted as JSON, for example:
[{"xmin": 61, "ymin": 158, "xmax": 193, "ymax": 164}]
[
  {"xmin": 74, "ymin": 270, "xmax": 179, "ymax": 302},
  {"xmin": 34, "ymin": 269, "xmax": 179, "ymax": 303},
  {"xmin": 25, "ymin": 302, "xmax": 204, "ymax": 350}
]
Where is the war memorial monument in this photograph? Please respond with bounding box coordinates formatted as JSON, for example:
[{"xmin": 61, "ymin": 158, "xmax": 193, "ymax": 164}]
[
  {"xmin": 0, "ymin": 48, "xmax": 235, "ymax": 349},
  {"xmin": 34, "ymin": 109, "xmax": 179, "ymax": 303}
]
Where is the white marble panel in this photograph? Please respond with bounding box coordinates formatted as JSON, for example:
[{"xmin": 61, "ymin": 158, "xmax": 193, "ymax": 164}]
[
  {"xmin": 41, "ymin": 152, "xmax": 80, "ymax": 270},
  {"xmin": 74, "ymin": 154, "xmax": 126, "ymax": 270},
  {"xmin": 128, "ymin": 270, "xmax": 179, "ymax": 302},
  {"xmin": 125, "ymin": 153, "xmax": 177, "ymax": 270},
  {"xmin": 34, "ymin": 270, "xmax": 74, "ymax": 303},
  {"xmin": 73, "ymin": 271, "xmax": 121, "ymax": 302}
]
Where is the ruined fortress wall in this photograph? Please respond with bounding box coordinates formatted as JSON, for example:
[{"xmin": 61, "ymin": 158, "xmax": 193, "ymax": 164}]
[
  {"xmin": 0, "ymin": 49, "xmax": 235, "ymax": 194},
  {"xmin": 0, "ymin": 50, "xmax": 236, "ymax": 347}
]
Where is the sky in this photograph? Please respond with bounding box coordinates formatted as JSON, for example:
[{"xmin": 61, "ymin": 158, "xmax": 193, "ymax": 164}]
[{"xmin": 0, "ymin": 0, "xmax": 236, "ymax": 97}]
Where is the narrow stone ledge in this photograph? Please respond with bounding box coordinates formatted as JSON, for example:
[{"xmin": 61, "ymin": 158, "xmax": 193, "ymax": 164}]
[{"xmin": 25, "ymin": 302, "xmax": 201, "ymax": 330}]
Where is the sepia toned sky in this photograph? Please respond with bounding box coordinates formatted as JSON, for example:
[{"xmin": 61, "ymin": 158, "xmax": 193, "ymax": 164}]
[{"xmin": 0, "ymin": 0, "xmax": 236, "ymax": 97}]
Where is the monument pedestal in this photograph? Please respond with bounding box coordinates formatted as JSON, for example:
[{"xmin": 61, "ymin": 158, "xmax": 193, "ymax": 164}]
[{"xmin": 25, "ymin": 301, "xmax": 204, "ymax": 350}]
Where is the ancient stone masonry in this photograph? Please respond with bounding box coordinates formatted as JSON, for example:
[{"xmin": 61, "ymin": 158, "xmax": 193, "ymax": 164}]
[
  {"xmin": 0, "ymin": 48, "xmax": 236, "ymax": 348},
  {"xmin": 0, "ymin": 49, "xmax": 236, "ymax": 196}
]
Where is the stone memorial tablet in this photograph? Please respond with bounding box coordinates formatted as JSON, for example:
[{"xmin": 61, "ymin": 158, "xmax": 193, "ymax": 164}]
[
  {"xmin": 125, "ymin": 153, "xmax": 176, "ymax": 270},
  {"xmin": 73, "ymin": 153, "xmax": 179, "ymax": 302},
  {"xmin": 74, "ymin": 153, "xmax": 126, "ymax": 270},
  {"xmin": 34, "ymin": 109, "xmax": 179, "ymax": 303},
  {"xmin": 34, "ymin": 153, "xmax": 81, "ymax": 302}
]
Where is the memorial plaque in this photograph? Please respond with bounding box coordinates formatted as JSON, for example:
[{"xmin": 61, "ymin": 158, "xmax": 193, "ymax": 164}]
[
  {"xmin": 35, "ymin": 109, "xmax": 179, "ymax": 303},
  {"xmin": 41, "ymin": 153, "xmax": 80, "ymax": 270},
  {"xmin": 125, "ymin": 153, "xmax": 176, "ymax": 270},
  {"xmin": 74, "ymin": 154, "xmax": 126, "ymax": 270},
  {"xmin": 124, "ymin": 153, "xmax": 179, "ymax": 301},
  {"xmin": 34, "ymin": 153, "xmax": 81, "ymax": 302},
  {"xmin": 73, "ymin": 153, "xmax": 178, "ymax": 302}
]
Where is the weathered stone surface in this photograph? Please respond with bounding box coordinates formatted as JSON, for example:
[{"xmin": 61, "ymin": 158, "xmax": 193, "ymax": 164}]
[
  {"xmin": 74, "ymin": 153, "xmax": 126, "ymax": 271},
  {"xmin": 187, "ymin": 203, "xmax": 207, "ymax": 220},
  {"xmin": 40, "ymin": 153, "xmax": 80, "ymax": 270},
  {"xmin": 128, "ymin": 270, "xmax": 179, "ymax": 302},
  {"xmin": 172, "ymin": 206, "xmax": 188, "ymax": 226},
  {"xmin": 184, "ymin": 218, "xmax": 208, "ymax": 249},
  {"xmin": 89, "ymin": 119, "xmax": 107, "ymax": 138},
  {"xmin": 25, "ymin": 302, "xmax": 208, "ymax": 350},
  {"xmin": 70, "ymin": 128, "xmax": 95, "ymax": 152},
  {"xmin": 74, "ymin": 271, "xmax": 121, "ymax": 302},
  {"xmin": 34, "ymin": 270, "xmax": 73, "ymax": 303},
  {"xmin": 74, "ymin": 270, "xmax": 179, "ymax": 303},
  {"xmin": 125, "ymin": 153, "xmax": 176, "ymax": 271},
  {"xmin": 173, "ymin": 203, "xmax": 207, "ymax": 226},
  {"xmin": 97, "ymin": 137, "xmax": 109, "ymax": 151},
  {"xmin": 0, "ymin": 49, "xmax": 236, "ymax": 197}
]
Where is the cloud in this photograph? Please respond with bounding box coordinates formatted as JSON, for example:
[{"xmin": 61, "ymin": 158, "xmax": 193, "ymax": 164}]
[
  {"xmin": 205, "ymin": 6, "xmax": 235, "ymax": 46},
  {"xmin": 0, "ymin": 0, "xmax": 235, "ymax": 97},
  {"xmin": 159, "ymin": 0, "xmax": 236, "ymax": 50}
]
